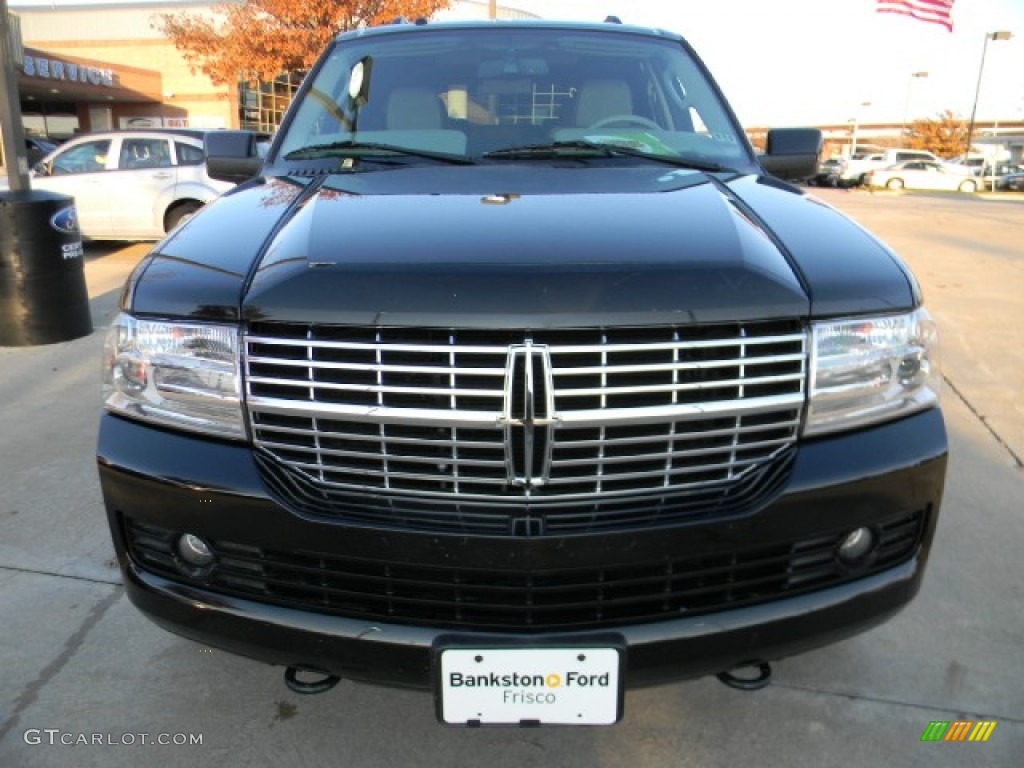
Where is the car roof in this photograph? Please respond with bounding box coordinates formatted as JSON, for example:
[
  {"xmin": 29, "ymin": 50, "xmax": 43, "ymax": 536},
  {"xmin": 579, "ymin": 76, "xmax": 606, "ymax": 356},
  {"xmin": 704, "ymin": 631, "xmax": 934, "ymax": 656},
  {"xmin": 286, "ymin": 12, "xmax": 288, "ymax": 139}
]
[
  {"xmin": 66, "ymin": 128, "xmax": 208, "ymax": 142},
  {"xmin": 335, "ymin": 18, "xmax": 683, "ymax": 44}
]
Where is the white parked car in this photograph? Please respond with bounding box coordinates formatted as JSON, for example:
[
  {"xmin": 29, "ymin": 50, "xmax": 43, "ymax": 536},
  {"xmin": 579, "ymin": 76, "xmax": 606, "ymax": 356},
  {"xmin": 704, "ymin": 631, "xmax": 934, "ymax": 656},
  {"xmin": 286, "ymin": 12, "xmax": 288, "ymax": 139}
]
[
  {"xmin": 835, "ymin": 148, "xmax": 958, "ymax": 187},
  {"xmin": 1, "ymin": 129, "xmax": 234, "ymax": 240},
  {"xmin": 865, "ymin": 161, "xmax": 978, "ymax": 193}
]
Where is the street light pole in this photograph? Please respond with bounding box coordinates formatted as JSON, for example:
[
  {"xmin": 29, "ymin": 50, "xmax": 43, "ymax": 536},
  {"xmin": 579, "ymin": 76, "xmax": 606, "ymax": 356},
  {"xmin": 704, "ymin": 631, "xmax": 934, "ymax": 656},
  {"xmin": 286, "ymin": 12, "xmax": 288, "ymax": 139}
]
[
  {"xmin": 901, "ymin": 71, "xmax": 928, "ymax": 139},
  {"xmin": 0, "ymin": 0, "xmax": 31, "ymax": 191},
  {"xmin": 964, "ymin": 30, "xmax": 1012, "ymax": 162},
  {"xmin": 849, "ymin": 101, "xmax": 872, "ymax": 157}
]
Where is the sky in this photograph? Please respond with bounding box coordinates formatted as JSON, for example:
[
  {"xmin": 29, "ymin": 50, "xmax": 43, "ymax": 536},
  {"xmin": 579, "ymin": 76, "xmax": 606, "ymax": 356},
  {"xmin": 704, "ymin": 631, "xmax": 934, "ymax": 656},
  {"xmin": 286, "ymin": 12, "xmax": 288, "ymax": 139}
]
[
  {"xmin": 8, "ymin": 0, "xmax": 1024, "ymax": 127},
  {"xmin": 506, "ymin": 0, "xmax": 1024, "ymax": 127}
]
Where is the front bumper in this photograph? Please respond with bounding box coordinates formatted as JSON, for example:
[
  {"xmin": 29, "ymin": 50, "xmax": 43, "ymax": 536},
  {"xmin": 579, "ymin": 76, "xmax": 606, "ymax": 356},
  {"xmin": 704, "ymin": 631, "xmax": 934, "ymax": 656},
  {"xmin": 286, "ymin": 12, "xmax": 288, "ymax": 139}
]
[{"xmin": 98, "ymin": 408, "xmax": 947, "ymax": 690}]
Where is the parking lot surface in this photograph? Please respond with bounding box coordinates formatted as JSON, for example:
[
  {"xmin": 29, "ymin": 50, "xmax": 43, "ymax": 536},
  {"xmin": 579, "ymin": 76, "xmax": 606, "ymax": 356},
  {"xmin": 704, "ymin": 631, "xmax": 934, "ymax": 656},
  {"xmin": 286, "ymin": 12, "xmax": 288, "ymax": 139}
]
[{"xmin": 0, "ymin": 189, "xmax": 1021, "ymax": 767}]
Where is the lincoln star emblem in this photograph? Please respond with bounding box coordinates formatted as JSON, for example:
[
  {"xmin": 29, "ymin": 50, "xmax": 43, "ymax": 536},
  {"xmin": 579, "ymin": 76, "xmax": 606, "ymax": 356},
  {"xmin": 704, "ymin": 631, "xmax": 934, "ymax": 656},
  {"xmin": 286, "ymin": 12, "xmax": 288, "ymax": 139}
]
[{"xmin": 499, "ymin": 342, "xmax": 557, "ymax": 490}]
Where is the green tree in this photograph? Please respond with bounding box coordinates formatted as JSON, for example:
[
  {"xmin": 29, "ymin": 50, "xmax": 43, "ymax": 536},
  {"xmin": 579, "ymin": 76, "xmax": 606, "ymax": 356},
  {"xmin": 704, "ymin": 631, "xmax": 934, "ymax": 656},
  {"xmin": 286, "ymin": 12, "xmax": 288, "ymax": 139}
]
[
  {"xmin": 905, "ymin": 110, "xmax": 968, "ymax": 159},
  {"xmin": 156, "ymin": 0, "xmax": 453, "ymax": 86}
]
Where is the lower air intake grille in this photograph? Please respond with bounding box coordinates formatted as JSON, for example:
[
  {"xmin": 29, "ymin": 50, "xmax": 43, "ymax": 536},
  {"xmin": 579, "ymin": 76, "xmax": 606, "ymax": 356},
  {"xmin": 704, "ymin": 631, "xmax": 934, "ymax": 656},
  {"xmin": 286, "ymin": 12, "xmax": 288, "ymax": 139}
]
[{"xmin": 125, "ymin": 509, "xmax": 926, "ymax": 632}]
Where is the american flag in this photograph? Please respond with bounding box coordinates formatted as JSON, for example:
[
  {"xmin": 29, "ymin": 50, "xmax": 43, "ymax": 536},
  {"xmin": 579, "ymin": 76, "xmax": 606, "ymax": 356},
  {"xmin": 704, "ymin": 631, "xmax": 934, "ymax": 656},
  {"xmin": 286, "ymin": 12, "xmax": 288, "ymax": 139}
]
[{"xmin": 876, "ymin": 0, "xmax": 955, "ymax": 32}]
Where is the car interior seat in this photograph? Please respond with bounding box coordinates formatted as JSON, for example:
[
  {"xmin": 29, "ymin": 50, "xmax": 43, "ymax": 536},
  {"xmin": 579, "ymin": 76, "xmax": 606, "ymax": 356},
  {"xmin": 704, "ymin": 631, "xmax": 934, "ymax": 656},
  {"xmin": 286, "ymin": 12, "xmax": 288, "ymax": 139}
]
[
  {"xmin": 387, "ymin": 88, "xmax": 444, "ymax": 130},
  {"xmin": 575, "ymin": 79, "xmax": 633, "ymax": 127}
]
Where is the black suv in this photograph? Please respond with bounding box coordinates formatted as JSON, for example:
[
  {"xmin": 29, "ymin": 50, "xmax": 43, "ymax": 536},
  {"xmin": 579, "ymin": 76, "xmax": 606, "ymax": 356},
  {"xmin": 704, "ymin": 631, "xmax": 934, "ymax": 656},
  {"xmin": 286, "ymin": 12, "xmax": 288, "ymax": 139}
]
[{"xmin": 98, "ymin": 19, "xmax": 946, "ymax": 726}]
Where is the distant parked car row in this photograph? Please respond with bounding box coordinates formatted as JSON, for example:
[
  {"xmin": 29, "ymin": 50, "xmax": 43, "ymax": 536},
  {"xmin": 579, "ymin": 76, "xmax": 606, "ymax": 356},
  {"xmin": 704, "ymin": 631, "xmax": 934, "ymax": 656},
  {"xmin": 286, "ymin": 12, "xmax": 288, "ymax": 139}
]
[
  {"xmin": 831, "ymin": 148, "xmax": 957, "ymax": 188},
  {"xmin": 0, "ymin": 129, "xmax": 234, "ymax": 240},
  {"xmin": 807, "ymin": 153, "xmax": 1024, "ymax": 194},
  {"xmin": 995, "ymin": 170, "xmax": 1024, "ymax": 192}
]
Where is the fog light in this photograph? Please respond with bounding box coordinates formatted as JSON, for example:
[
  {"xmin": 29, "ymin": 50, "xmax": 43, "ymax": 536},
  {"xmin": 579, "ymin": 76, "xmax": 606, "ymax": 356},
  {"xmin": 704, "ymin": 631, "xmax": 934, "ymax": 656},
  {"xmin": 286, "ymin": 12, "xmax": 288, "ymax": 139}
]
[
  {"xmin": 837, "ymin": 527, "xmax": 875, "ymax": 564},
  {"xmin": 177, "ymin": 533, "xmax": 215, "ymax": 567}
]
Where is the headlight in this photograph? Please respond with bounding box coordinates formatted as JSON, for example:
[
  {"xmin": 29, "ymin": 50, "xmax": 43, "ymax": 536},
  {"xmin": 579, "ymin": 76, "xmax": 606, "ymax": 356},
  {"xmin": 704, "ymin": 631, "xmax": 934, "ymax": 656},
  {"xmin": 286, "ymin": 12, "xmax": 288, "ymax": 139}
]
[
  {"xmin": 103, "ymin": 313, "xmax": 244, "ymax": 439},
  {"xmin": 804, "ymin": 308, "xmax": 940, "ymax": 437}
]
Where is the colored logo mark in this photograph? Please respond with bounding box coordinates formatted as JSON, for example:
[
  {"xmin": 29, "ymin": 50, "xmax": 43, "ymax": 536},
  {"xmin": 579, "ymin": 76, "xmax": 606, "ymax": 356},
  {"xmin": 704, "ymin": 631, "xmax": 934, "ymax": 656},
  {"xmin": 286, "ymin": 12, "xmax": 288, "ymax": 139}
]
[
  {"xmin": 49, "ymin": 206, "xmax": 79, "ymax": 234},
  {"xmin": 920, "ymin": 720, "xmax": 997, "ymax": 742}
]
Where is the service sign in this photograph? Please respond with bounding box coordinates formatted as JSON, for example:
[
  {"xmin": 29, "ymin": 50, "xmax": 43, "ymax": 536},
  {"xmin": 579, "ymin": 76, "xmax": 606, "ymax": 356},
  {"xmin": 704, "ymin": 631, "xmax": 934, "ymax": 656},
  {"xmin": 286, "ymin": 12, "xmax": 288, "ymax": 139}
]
[
  {"xmin": 23, "ymin": 56, "xmax": 114, "ymax": 87},
  {"xmin": 437, "ymin": 646, "xmax": 623, "ymax": 726}
]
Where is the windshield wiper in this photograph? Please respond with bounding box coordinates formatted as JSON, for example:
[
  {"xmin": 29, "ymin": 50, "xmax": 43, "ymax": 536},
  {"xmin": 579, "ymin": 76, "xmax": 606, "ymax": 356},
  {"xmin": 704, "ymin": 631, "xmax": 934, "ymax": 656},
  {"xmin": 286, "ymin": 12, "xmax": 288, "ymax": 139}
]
[
  {"xmin": 284, "ymin": 140, "xmax": 474, "ymax": 165},
  {"xmin": 483, "ymin": 141, "xmax": 729, "ymax": 172}
]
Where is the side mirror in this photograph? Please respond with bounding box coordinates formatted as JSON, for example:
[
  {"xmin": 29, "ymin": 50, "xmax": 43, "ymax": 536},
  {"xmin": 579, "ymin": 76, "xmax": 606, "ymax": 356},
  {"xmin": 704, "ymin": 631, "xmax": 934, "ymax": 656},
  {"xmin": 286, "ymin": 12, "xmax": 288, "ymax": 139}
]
[
  {"xmin": 759, "ymin": 128, "xmax": 822, "ymax": 181},
  {"xmin": 205, "ymin": 130, "xmax": 263, "ymax": 183},
  {"xmin": 32, "ymin": 161, "xmax": 49, "ymax": 177}
]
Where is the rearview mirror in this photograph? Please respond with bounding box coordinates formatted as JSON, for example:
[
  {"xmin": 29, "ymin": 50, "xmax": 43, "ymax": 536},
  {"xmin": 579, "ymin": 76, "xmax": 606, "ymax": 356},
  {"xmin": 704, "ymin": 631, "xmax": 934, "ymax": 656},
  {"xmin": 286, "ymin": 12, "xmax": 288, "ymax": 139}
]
[
  {"xmin": 759, "ymin": 128, "xmax": 822, "ymax": 181},
  {"xmin": 477, "ymin": 57, "xmax": 549, "ymax": 78},
  {"xmin": 348, "ymin": 57, "xmax": 373, "ymax": 106},
  {"xmin": 205, "ymin": 130, "xmax": 263, "ymax": 183}
]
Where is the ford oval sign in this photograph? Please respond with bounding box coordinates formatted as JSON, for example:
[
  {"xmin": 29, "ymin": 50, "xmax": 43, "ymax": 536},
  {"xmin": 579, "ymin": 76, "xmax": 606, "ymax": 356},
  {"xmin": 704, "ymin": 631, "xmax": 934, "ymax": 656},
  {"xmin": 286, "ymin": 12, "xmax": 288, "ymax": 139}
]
[{"xmin": 50, "ymin": 206, "xmax": 79, "ymax": 235}]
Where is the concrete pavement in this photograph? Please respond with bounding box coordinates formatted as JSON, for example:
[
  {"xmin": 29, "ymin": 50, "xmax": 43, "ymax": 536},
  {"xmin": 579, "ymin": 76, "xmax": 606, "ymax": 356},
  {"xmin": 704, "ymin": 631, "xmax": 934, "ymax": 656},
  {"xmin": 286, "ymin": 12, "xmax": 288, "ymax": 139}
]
[{"xmin": 0, "ymin": 192, "xmax": 1022, "ymax": 766}]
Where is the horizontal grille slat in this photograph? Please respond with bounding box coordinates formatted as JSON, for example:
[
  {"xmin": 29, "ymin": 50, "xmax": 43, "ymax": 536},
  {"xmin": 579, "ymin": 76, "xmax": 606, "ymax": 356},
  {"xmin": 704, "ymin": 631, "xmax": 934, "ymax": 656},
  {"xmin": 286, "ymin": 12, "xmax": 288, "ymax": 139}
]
[
  {"xmin": 550, "ymin": 437, "xmax": 795, "ymax": 466},
  {"xmin": 549, "ymin": 353, "xmax": 806, "ymax": 377},
  {"xmin": 125, "ymin": 509, "xmax": 927, "ymax": 631},
  {"xmin": 256, "ymin": 424, "xmax": 500, "ymax": 451},
  {"xmin": 247, "ymin": 335, "xmax": 506, "ymax": 354},
  {"xmin": 542, "ymin": 457, "xmax": 772, "ymax": 485},
  {"xmin": 284, "ymin": 462, "xmax": 511, "ymax": 485},
  {"xmin": 248, "ymin": 356, "xmax": 507, "ymax": 378},
  {"xmin": 554, "ymin": 373, "xmax": 805, "ymax": 398},
  {"xmin": 245, "ymin": 322, "xmax": 806, "ymax": 535},
  {"xmin": 248, "ymin": 377, "xmax": 506, "ymax": 399},
  {"xmin": 260, "ymin": 444, "xmax": 506, "ymax": 469},
  {"xmin": 547, "ymin": 334, "xmax": 805, "ymax": 353},
  {"xmin": 556, "ymin": 420, "xmax": 800, "ymax": 449}
]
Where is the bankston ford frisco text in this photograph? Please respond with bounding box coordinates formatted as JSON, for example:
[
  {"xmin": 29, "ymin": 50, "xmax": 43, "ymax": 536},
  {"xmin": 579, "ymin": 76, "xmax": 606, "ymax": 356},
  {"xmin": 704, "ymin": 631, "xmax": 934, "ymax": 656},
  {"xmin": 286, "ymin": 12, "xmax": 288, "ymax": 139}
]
[{"xmin": 449, "ymin": 670, "xmax": 611, "ymax": 704}]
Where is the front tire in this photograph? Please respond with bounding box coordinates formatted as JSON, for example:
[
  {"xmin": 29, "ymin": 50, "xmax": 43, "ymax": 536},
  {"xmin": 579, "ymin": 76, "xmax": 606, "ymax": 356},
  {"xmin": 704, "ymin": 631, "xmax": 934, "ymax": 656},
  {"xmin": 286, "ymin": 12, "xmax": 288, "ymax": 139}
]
[
  {"xmin": 958, "ymin": 180, "xmax": 977, "ymax": 193},
  {"xmin": 164, "ymin": 201, "xmax": 202, "ymax": 232},
  {"xmin": 886, "ymin": 178, "xmax": 904, "ymax": 190}
]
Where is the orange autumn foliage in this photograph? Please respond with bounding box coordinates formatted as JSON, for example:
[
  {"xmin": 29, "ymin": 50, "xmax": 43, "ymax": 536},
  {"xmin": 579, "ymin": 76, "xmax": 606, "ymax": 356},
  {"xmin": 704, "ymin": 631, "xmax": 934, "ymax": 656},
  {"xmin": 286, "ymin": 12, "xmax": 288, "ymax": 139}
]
[
  {"xmin": 905, "ymin": 110, "xmax": 969, "ymax": 159},
  {"xmin": 156, "ymin": 0, "xmax": 453, "ymax": 85}
]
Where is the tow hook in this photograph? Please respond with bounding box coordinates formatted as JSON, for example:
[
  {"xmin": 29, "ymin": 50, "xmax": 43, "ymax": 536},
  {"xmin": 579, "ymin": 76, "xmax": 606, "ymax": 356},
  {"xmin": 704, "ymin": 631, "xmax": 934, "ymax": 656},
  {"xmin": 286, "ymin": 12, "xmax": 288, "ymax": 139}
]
[
  {"xmin": 716, "ymin": 661, "xmax": 772, "ymax": 691},
  {"xmin": 284, "ymin": 666, "xmax": 342, "ymax": 695}
]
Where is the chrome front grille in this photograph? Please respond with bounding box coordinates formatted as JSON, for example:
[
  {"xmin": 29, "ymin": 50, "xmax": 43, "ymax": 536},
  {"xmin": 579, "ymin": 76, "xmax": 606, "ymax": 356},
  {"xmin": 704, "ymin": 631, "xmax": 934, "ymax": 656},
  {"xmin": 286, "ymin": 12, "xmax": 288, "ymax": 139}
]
[{"xmin": 245, "ymin": 323, "xmax": 807, "ymax": 534}]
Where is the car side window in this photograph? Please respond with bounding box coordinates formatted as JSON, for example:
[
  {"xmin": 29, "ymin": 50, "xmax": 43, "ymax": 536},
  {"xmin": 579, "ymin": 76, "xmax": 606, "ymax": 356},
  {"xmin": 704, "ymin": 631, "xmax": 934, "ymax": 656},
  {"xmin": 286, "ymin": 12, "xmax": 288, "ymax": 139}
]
[
  {"xmin": 175, "ymin": 141, "xmax": 205, "ymax": 166},
  {"xmin": 119, "ymin": 138, "xmax": 173, "ymax": 170},
  {"xmin": 50, "ymin": 140, "xmax": 112, "ymax": 175}
]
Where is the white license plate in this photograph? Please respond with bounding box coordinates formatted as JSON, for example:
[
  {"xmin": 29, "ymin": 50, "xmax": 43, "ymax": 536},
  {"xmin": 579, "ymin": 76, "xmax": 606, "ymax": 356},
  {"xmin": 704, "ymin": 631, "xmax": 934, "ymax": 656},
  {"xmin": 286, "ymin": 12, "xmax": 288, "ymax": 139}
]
[{"xmin": 438, "ymin": 647, "xmax": 622, "ymax": 725}]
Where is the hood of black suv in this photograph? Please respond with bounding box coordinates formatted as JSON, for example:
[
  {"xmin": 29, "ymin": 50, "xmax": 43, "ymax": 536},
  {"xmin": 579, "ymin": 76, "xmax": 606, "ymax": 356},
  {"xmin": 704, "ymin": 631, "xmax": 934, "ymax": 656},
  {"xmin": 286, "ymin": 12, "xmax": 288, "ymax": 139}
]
[{"xmin": 241, "ymin": 168, "xmax": 808, "ymax": 327}]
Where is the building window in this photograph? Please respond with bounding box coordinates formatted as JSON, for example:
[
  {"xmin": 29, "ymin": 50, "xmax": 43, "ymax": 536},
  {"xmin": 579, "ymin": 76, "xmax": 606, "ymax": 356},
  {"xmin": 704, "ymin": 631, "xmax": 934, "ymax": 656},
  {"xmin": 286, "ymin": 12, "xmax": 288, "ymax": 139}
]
[
  {"xmin": 20, "ymin": 101, "xmax": 80, "ymax": 141},
  {"xmin": 239, "ymin": 72, "xmax": 305, "ymax": 133}
]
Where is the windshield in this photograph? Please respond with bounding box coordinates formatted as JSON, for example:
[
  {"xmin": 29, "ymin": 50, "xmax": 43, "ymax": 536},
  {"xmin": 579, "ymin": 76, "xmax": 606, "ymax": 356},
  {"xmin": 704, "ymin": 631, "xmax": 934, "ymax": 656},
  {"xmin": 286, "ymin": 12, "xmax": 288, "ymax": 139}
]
[{"xmin": 275, "ymin": 26, "xmax": 752, "ymax": 169}]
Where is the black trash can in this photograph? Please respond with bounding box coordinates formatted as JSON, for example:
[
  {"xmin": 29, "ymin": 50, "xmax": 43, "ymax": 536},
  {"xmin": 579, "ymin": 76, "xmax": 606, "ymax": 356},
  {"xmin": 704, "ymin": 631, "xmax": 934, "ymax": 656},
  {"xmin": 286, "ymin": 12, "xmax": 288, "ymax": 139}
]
[{"xmin": 0, "ymin": 189, "xmax": 93, "ymax": 346}]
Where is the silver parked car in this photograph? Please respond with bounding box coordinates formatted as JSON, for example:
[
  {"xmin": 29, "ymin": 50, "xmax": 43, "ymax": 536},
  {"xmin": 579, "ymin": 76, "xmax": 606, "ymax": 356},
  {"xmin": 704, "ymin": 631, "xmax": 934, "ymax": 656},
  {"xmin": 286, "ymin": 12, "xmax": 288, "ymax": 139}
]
[{"xmin": 2, "ymin": 129, "xmax": 234, "ymax": 240}]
